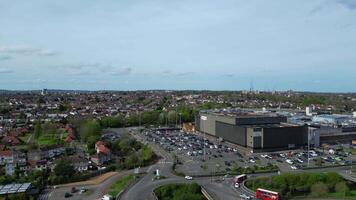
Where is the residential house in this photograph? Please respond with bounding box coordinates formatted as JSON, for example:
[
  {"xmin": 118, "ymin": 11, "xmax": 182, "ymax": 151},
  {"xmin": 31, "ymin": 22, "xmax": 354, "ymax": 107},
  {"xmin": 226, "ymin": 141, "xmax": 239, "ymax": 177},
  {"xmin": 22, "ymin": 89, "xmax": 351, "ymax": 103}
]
[
  {"xmin": 1, "ymin": 135, "xmax": 21, "ymax": 146},
  {"xmin": 5, "ymin": 163, "xmax": 15, "ymax": 176},
  {"xmin": 93, "ymin": 141, "xmax": 111, "ymax": 165},
  {"xmin": 65, "ymin": 156, "xmax": 90, "ymax": 172},
  {"xmin": 0, "ymin": 150, "xmax": 13, "ymax": 165}
]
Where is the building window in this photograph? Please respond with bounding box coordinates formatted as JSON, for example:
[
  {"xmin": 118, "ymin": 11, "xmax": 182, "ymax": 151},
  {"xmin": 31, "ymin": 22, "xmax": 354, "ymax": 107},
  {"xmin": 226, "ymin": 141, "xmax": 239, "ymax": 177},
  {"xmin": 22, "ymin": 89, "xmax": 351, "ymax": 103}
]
[{"xmin": 253, "ymin": 128, "xmax": 262, "ymax": 132}]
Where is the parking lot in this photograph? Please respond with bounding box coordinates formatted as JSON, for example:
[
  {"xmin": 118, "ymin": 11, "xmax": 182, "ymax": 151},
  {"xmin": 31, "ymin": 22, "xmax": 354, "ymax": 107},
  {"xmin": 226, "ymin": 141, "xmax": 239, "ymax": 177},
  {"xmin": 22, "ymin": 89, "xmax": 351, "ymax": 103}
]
[{"xmin": 139, "ymin": 129, "xmax": 356, "ymax": 176}]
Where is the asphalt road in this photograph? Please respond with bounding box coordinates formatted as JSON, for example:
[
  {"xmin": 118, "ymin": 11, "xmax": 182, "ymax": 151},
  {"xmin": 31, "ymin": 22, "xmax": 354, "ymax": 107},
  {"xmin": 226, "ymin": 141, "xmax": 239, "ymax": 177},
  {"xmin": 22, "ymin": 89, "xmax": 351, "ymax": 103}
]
[
  {"xmin": 121, "ymin": 129, "xmax": 245, "ymax": 200},
  {"xmin": 39, "ymin": 171, "xmax": 131, "ymax": 200},
  {"xmin": 39, "ymin": 127, "xmax": 356, "ymax": 200}
]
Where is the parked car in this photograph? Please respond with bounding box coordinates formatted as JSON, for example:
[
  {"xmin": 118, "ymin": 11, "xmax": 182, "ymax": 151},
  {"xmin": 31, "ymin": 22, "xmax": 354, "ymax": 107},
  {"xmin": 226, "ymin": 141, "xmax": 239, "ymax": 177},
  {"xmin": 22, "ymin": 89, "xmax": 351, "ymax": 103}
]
[
  {"xmin": 64, "ymin": 193, "xmax": 72, "ymax": 198},
  {"xmin": 239, "ymin": 193, "xmax": 251, "ymax": 199}
]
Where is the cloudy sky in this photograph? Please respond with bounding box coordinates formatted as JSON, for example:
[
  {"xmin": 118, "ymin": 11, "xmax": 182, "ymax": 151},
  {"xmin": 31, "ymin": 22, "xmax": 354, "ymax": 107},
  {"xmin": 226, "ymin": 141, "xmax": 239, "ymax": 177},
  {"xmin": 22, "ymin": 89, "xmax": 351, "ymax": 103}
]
[{"xmin": 0, "ymin": 0, "xmax": 355, "ymax": 92}]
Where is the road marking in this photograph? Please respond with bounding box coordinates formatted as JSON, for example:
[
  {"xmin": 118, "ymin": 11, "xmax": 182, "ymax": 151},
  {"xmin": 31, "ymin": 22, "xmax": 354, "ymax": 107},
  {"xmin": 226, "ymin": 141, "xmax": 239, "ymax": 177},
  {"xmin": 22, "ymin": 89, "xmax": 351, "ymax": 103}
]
[{"xmin": 147, "ymin": 166, "xmax": 153, "ymax": 173}]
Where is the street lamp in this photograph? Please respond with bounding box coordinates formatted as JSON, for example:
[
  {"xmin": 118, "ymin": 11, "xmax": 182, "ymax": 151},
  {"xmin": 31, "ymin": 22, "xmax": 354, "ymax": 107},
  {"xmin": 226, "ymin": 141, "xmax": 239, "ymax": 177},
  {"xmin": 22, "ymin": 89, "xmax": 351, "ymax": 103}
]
[{"xmin": 201, "ymin": 115, "xmax": 207, "ymax": 161}]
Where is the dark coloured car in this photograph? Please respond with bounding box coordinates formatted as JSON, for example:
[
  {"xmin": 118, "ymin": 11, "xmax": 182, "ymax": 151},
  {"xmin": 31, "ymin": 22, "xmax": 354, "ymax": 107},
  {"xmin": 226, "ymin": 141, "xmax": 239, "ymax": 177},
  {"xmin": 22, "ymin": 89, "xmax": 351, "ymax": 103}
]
[{"xmin": 65, "ymin": 193, "xmax": 72, "ymax": 198}]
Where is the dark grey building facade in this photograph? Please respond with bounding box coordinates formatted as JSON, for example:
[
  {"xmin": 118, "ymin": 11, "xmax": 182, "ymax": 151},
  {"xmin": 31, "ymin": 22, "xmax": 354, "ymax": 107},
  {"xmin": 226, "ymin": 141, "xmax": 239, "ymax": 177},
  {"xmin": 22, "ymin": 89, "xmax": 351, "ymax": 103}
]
[{"xmin": 196, "ymin": 111, "xmax": 308, "ymax": 150}]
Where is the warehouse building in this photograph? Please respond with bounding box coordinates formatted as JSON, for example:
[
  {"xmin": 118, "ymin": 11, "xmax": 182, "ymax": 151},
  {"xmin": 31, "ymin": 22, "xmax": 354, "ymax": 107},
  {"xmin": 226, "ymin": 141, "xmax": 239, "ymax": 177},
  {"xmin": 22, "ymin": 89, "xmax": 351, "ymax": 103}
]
[{"xmin": 196, "ymin": 110, "xmax": 308, "ymax": 150}]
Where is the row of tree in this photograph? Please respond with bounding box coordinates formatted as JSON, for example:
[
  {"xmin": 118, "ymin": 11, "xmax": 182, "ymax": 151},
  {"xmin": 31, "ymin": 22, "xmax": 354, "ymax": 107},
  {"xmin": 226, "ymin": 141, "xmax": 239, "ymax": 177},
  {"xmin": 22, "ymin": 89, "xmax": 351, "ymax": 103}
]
[
  {"xmin": 109, "ymin": 136, "xmax": 157, "ymax": 169},
  {"xmin": 154, "ymin": 183, "xmax": 206, "ymax": 200},
  {"xmin": 246, "ymin": 172, "xmax": 351, "ymax": 198},
  {"xmin": 100, "ymin": 108, "xmax": 197, "ymax": 129}
]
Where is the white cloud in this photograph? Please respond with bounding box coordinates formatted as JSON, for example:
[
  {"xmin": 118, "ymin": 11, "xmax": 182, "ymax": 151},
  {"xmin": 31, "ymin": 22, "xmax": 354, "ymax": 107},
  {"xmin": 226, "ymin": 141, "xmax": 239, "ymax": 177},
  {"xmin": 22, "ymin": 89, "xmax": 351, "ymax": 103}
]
[
  {"xmin": 109, "ymin": 67, "xmax": 133, "ymax": 76},
  {"xmin": 0, "ymin": 68, "xmax": 13, "ymax": 73},
  {"xmin": 0, "ymin": 45, "xmax": 57, "ymax": 57},
  {"xmin": 0, "ymin": 55, "xmax": 12, "ymax": 61}
]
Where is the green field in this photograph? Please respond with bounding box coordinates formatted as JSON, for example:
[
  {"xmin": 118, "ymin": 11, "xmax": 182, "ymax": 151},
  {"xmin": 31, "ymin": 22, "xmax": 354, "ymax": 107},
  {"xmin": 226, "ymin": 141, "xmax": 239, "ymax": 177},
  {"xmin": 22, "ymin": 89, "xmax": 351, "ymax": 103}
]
[
  {"xmin": 108, "ymin": 174, "xmax": 137, "ymax": 196},
  {"xmin": 19, "ymin": 134, "xmax": 31, "ymax": 143},
  {"xmin": 328, "ymin": 190, "xmax": 356, "ymax": 199},
  {"xmin": 36, "ymin": 134, "xmax": 62, "ymax": 147}
]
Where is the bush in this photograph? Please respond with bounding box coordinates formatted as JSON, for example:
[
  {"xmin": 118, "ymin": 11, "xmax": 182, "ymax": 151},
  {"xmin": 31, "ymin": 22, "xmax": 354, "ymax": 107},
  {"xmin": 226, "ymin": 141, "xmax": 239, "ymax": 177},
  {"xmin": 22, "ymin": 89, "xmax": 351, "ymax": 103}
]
[
  {"xmin": 335, "ymin": 181, "xmax": 350, "ymax": 196},
  {"xmin": 154, "ymin": 183, "xmax": 205, "ymax": 200},
  {"xmin": 311, "ymin": 182, "xmax": 329, "ymax": 197},
  {"xmin": 246, "ymin": 172, "xmax": 344, "ymax": 198}
]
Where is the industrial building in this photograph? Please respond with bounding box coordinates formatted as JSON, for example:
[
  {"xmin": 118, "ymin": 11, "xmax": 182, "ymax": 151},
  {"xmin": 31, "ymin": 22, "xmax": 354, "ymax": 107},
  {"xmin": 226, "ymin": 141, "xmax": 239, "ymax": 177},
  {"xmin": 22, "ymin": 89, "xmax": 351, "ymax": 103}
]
[{"xmin": 196, "ymin": 110, "xmax": 308, "ymax": 150}]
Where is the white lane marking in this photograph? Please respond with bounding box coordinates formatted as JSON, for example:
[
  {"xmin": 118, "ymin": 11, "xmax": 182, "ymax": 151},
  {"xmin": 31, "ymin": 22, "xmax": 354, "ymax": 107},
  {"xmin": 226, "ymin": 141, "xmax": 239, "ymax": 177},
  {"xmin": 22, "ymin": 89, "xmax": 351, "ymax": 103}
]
[{"xmin": 147, "ymin": 166, "xmax": 153, "ymax": 173}]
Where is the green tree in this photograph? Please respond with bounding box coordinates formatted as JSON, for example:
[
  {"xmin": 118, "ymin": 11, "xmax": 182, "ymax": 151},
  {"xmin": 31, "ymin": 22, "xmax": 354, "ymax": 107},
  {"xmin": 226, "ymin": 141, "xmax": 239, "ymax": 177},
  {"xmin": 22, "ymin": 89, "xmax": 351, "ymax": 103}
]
[
  {"xmin": 52, "ymin": 159, "xmax": 75, "ymax": 183},
  {"xmin": 125, "ymin": 154, "xmax": 139, "ymax": 169},
  {"xmin": 310, "ymin": 182, "xmax": 329, "ymax": 197},
  {"xmin": 231, "ymin": 161, "xmax": 238, "ymax": 173},
  {"xmin": 315, "ymin": 157, "xmax": 322, "ymax": 167},
  {"xmin": 140, "ymin": 145, "xmax": 153, "ymax": 164},
  {"xmin": 79, "ymin": 120, "xmax": 101, "ymax": 144},
  {"xmin": 34, "ymin": 121, "xmax": 42, "ymax": 139},
  {"xmin": 335, "ymin": 182, "xmax": 350, "ymax": 197}
]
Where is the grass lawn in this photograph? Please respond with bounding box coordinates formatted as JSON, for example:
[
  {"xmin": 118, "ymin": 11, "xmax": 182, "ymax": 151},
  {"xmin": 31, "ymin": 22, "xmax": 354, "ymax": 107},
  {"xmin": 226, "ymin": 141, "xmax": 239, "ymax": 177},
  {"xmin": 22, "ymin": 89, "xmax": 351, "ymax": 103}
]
[
  {"xmin": 328, "ymin": 190, "xmax": 356, "ymax": 199},
  {"xmin": 61, "ymin": 130, "xmax": 69, "ymax": 139},
  {"xmin": 36, "ymin": 134, "xmax": 62, "ymax": 147},
  {"xmin": 19, "ymin": 134, "xmax": 31, "ymax": 143},
  {"xmin": 108, "ymin": 174, "xmax": 137, "ymax": 196}
]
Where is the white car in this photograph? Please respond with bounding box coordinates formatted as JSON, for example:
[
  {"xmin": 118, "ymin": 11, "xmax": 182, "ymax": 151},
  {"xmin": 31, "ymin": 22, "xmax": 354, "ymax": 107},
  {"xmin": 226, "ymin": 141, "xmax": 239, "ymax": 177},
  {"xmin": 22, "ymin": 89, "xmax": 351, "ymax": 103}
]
[
  {"xmin": 101, "ymin": 194, "xmax": 113, "ymax": 200},
  {"xmin": 297, "ymin": 159, "xmax": 304, "ymax": 163},
  {"xmin": 291, "ymin": 165, "xmax": 297, "ymax": 170},
  {"xmin": 239, "ymin": 194, "xmax": 251, "ymax": 199},
  {"xmin": 249, "ymin": 159, "xmax": 256, "ymax": 163},
  {"xmin": 286, "ymin": 159, "xmax": 293, "ymax": 165},
  {"xmin": 234, "ymin": 183, "xmax": 240, "ymax": 188},
  {"xmin": 185, "ymin": 176, "xmax": 193, "ymax": 180}
]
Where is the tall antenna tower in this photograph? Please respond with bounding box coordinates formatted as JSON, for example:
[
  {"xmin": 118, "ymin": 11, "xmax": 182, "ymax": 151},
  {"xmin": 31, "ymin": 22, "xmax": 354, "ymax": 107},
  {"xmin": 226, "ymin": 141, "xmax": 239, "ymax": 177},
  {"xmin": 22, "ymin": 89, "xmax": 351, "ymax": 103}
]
[{"xmin": 250, "ymin": 79, "xmax": 254, "ymax": 93}]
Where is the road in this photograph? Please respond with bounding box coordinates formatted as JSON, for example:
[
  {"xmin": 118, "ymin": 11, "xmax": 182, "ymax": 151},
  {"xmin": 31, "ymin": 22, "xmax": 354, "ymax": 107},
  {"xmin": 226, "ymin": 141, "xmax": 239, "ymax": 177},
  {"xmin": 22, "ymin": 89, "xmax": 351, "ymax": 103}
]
[
  {"xmin": 120, "ymin": 129, "xmax": 246, "ymax": 200},
  {"xmin": 39, "ymin": 127, "xmax": 356, "ymax": 200},
  {"xmin": 39, "ymin": 171, "xmax": 131, "ymax": 200}
]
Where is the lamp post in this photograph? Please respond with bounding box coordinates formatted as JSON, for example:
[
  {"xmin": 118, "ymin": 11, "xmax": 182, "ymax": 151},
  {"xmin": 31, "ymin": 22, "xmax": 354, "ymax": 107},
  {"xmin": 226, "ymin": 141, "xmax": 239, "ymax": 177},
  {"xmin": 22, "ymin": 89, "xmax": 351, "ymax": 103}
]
[{"xmin": 201, "ymin": 115, "xmax": 207, "ymax": 161}]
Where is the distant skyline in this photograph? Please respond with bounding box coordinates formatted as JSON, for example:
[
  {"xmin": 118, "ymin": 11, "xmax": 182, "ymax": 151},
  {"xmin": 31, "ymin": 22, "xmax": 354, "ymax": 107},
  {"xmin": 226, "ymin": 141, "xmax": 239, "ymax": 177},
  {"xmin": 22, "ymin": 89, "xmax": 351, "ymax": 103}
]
[{"xmin": 0, "ymin": 0, "xmax": 356, "ymax": 92}]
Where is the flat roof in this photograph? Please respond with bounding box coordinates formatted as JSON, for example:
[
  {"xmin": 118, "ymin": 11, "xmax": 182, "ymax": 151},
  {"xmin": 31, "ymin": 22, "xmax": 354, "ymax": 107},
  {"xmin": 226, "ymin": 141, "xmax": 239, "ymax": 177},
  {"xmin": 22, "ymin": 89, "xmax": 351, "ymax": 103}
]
[
  {"xmin": 240, "ymin": 123, "xmax": 301, "ymax": 128},
  {"xmin": 201, "ymin": 111, "xmax": 281, "ymax": 118},
  {"xmin": 0, "ymin": 183, "xmax": 31, "ymax": 195}
]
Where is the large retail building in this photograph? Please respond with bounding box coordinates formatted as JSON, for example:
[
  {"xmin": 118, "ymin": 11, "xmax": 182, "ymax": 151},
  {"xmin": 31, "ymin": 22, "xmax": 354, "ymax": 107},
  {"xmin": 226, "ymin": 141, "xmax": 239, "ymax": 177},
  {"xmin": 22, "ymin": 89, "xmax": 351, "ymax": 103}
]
[{"xmin": 196, "ymin": 110, "xmax": 308, "ymax": 150}]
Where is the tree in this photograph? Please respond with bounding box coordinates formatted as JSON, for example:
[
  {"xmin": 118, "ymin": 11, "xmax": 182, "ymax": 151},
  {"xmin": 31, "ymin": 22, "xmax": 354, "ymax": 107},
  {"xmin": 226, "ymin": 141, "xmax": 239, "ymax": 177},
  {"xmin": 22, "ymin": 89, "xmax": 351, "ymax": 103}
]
[
  {"xmin": 53, "ymin": 159, "xmax": 75, "ymax": 183},
  {"xmin": 167, "ymin": 110, "xmax": 177, "ymax": 124},
  {"xmin": 79, "ymin": 120, "xmax": 101, "ymax": 143},
  {"xmin": 311, "ymin": 182, "xmax": 328, "ymax": 197},
  {"xmin": 231, "ymin": 161, "xmax": 238, "ymax": 173},
  {"xmin": 34, "ymin": 121, "xmax": 42, "ymax": 139},
  {"xmin": 315, "ymin": 157, "xmax": 322, "ymax": 167},
  {"xmin": 125, "ymin": 154, "xmax": 139, "ymax": 169},
  {"xmin": 140, "ymin": 145, "xmax": 154, "ymax": 164},
  {"xmin": 335, "ymin": 182, "xmax": 350, "ymax": 197}
]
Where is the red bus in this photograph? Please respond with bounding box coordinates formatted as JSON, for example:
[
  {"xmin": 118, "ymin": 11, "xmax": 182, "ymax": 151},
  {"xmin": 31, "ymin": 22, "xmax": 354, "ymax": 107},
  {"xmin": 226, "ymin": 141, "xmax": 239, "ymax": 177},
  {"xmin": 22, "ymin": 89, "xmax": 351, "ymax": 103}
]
[
  {"xmin": 233, "ymin": 174, "xmax": 247, "ymax": 183},
  {"xmin": 256, "ymin": 188, "xmax": 280, "ymax": 200}
]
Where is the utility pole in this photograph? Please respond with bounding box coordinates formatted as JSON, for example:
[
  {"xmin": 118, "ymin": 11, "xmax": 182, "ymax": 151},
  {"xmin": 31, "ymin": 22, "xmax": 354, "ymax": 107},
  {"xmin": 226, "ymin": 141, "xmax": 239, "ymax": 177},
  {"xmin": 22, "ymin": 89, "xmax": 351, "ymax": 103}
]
[
  {"xmin": 308, "ymin": 129, "xmax": 310, "ymax": 167},
  {"xmin": 175, "ymin": 111, "xmax": 178, "ymax": 128},
  {"xmin": 201, "ymin": 115, "xmax": 207, "ymax": 161},
  {"xmin": 139, "ymin": 111, "xmax": 141, "ymax": 127},
  {"xmin": 179, "ymin": 113, "xmax": 182, "ymax": 129},
  {"xmin": 165, "ymin": 112, "xmax": 168, "ymax": 127}
]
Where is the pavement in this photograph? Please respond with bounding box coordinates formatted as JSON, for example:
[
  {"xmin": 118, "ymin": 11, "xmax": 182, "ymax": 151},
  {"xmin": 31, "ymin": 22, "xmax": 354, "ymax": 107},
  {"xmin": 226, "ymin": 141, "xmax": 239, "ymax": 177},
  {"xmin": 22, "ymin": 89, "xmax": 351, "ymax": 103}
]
[
  {"xmin": 38, "ymin": 127, "xmax": 356, "ymax": 200},
  {"xmin": 120, "ymin": 129, "xmax": 248, "ymax": 200},
  {"xmin": 38, "ymin": 170, "xmax": 131, "ymax": 200}
]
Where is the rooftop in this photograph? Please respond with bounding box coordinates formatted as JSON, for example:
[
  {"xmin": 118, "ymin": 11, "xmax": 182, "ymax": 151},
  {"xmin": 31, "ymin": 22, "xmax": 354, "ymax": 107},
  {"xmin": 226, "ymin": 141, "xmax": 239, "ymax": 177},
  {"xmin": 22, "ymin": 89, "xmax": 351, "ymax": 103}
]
[{"xmin": 0, "ymin": 183, "xmax": 31, "ymax": 195}]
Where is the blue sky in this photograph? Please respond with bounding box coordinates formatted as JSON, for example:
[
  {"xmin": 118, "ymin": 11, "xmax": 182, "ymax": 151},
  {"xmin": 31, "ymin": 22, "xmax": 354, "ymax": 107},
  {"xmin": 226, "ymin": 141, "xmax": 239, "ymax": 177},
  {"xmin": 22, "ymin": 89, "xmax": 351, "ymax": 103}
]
[{"xmin": 0, "ymin": 0, "xmax": 355, "ymax": 92}]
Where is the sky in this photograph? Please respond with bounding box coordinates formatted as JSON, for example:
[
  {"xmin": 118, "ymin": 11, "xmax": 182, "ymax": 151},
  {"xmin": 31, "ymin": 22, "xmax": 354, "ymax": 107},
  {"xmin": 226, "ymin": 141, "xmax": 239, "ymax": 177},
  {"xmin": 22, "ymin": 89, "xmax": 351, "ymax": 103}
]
[{"xmin": 0, "ymin": 0, "xmax": 356, "ymax": 92}]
